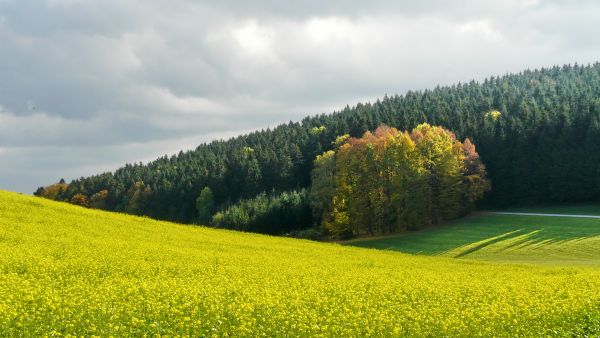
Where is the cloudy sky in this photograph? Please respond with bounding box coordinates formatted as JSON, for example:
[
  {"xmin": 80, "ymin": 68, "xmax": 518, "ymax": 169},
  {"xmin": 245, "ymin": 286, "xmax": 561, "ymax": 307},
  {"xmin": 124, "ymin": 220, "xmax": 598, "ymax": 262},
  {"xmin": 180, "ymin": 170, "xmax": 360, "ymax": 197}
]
[{"xmin": 1, "ymin": 0, "xmax": 599, "ymax": 193}]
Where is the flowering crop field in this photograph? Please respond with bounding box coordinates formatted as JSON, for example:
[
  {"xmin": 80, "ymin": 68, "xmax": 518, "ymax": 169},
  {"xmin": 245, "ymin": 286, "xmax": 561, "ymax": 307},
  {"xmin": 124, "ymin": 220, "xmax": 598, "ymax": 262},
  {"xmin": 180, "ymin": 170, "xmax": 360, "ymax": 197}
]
[{"xmin": 1, "ymin": 190, "xmax": 599, "ymax": 337}]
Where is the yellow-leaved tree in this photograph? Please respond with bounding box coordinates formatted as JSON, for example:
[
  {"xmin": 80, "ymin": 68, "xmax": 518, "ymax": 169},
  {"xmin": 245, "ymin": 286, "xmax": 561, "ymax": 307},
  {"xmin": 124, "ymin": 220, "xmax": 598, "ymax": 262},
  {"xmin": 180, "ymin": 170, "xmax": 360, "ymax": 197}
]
[{"xmin": 311, "ymin": 124, "xmax": 490, "ymax": 238}]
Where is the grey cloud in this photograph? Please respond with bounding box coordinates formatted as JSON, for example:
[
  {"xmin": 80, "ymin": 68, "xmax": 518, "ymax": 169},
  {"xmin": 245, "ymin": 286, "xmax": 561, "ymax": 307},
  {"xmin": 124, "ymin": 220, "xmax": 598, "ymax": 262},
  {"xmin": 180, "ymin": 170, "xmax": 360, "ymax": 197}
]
[{"xmin": 1, "ymin": 0, "xmax": 600, "ymax": 193}]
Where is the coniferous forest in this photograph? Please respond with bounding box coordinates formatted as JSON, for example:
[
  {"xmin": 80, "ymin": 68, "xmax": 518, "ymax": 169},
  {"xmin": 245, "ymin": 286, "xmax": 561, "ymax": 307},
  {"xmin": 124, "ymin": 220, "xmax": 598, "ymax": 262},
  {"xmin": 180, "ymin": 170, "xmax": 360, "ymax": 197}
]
[{"xmin": 36, "ymin": 63, "xmax": 600, "ymax": 235}]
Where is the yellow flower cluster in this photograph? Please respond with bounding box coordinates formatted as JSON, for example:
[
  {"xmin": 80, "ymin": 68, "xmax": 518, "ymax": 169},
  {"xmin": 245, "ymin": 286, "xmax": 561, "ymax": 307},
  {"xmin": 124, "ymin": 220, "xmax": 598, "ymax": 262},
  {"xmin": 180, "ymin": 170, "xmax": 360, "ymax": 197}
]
[{"xmin": 0, "ymin": 190, "xmax": 599, "ymax": 336}]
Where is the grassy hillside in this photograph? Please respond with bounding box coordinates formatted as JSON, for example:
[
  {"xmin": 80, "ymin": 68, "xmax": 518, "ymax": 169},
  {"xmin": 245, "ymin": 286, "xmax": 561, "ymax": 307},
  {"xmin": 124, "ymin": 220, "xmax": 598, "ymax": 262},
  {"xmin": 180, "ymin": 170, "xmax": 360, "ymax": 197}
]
[
  {"xmin": 350, "ymin": 210, "xmax": 600, "ymax": 265},
  {"xmin": 1, "ymin": 190, "xmax": 600, "ymax": 336}
]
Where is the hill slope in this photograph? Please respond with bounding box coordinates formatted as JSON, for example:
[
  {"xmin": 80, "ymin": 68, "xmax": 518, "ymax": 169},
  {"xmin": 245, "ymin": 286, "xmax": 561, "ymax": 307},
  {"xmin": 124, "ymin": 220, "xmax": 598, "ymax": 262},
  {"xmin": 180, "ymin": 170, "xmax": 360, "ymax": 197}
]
[
  {"xmin": 350, "ymin": 210, "xmax": 600, "ymax": 265},
  {"xmin": 41, "ymin": 63, "xmax": 600, "ymax": 225},
  {"xmin": 1, "ymin": 191, "xmax": 600, "ymax": 336}
]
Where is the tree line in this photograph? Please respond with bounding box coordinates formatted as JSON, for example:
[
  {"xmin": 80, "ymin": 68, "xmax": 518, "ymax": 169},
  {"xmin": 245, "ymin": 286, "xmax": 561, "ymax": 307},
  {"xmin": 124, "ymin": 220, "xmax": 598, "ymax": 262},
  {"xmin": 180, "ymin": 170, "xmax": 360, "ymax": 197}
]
[
  {"xmin": 35, "ymin": 63, "xmax": 600, "ymax": 232},
  {"xmin": 165, "ymin": 123, "xmax": 488, "ymax": 238}
]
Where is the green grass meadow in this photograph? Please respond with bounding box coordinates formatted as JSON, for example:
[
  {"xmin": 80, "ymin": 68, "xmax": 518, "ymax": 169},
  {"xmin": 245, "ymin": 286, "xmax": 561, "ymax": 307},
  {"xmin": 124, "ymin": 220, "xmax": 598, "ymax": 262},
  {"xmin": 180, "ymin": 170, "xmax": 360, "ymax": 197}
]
[{"xmin": 350, "ymin": 210, "xmax": 600, "ymax": 265}]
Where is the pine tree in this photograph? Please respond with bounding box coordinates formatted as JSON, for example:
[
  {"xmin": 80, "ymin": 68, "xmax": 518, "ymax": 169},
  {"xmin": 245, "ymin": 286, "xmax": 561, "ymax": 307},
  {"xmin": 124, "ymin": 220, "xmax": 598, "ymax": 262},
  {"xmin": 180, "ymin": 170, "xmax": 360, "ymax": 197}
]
[{"xmin": 196, "ymin": 187, "xmax": 215, "ymax": 224}]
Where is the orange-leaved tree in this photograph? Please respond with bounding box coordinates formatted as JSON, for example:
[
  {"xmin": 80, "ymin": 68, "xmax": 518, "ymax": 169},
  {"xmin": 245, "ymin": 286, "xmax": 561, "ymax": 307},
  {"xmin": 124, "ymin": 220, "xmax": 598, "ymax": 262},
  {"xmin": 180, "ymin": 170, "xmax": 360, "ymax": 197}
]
[{"xmin": 311, "ymin": 124, "xmax": 490, "ymax": 238}]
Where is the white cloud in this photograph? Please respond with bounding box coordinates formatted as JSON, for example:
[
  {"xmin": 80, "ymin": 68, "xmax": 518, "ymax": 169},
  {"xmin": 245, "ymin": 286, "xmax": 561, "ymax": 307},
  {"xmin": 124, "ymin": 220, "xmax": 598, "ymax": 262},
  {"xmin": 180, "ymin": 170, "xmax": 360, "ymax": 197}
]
[
  {"xmin": 305, "ymin": 17, "xmax": 369, "ymax": 45},
  {"xmin": 134, "ymin": 85, "xmax": 230, "ymax": 115},
  {"xmin": 457, "ymin": 20, "xmax": 503, "ymax": 42},
  {"xmin": 233, "ymin": 21, "xmax": 275, "ymax": 55}
]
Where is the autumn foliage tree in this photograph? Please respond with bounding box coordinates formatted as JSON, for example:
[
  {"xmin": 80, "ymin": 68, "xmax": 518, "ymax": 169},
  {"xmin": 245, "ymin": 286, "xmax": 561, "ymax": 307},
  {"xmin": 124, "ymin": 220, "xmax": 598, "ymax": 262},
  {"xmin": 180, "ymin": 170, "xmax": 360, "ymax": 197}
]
[
  {"xmin": 70, "ymin": 193, "xmax": 89, "ymax": 207},
  {"xmin": 89, "ymin": 189, "xmax": 109, "ymax": 209},
  {"xmin": 311, "ymin": 124, "xmax": 490, "ymax": 238},
  {"xmin": 34, "ymin": 179, "xmax": 69, "ymax": 200}
]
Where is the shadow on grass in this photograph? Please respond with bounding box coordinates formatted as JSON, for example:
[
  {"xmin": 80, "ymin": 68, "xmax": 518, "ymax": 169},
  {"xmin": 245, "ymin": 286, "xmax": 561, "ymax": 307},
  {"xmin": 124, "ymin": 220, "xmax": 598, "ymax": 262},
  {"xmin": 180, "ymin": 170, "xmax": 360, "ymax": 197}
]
[
  {"xmin": 453, "ymin": 229, "xmax": 531, "ymax": 258},
  {"xmin": 350, "ymin": 214, "xmax": 600, "ymax": 257}
]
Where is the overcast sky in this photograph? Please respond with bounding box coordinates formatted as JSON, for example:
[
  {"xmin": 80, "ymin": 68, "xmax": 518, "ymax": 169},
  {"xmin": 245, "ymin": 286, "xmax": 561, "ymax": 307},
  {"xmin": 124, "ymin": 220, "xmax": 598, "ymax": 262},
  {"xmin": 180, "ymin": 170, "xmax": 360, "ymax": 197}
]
[{"xmin": 1, "ymin": 0, "xmax": 600, "ymax": 193}]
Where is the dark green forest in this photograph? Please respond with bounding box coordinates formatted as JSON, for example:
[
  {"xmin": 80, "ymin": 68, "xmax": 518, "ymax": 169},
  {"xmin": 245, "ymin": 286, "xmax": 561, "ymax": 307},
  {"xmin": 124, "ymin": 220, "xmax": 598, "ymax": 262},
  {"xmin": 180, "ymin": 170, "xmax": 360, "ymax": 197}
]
[
  {"xmin": 36, "ymin": 63, "xmax": 600, "ymax": 233},
  {"xmin": 211, "ymin": 189, "xmax": 313, "ymax": 235}
]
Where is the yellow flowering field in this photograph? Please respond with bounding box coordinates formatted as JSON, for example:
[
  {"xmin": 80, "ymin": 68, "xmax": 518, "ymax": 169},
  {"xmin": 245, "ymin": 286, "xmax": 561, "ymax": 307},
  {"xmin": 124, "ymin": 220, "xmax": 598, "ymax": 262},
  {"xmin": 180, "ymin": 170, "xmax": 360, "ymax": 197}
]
[{"xmin": 0, "ymin": 190, "xmax": 599, "ymax": 337}]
